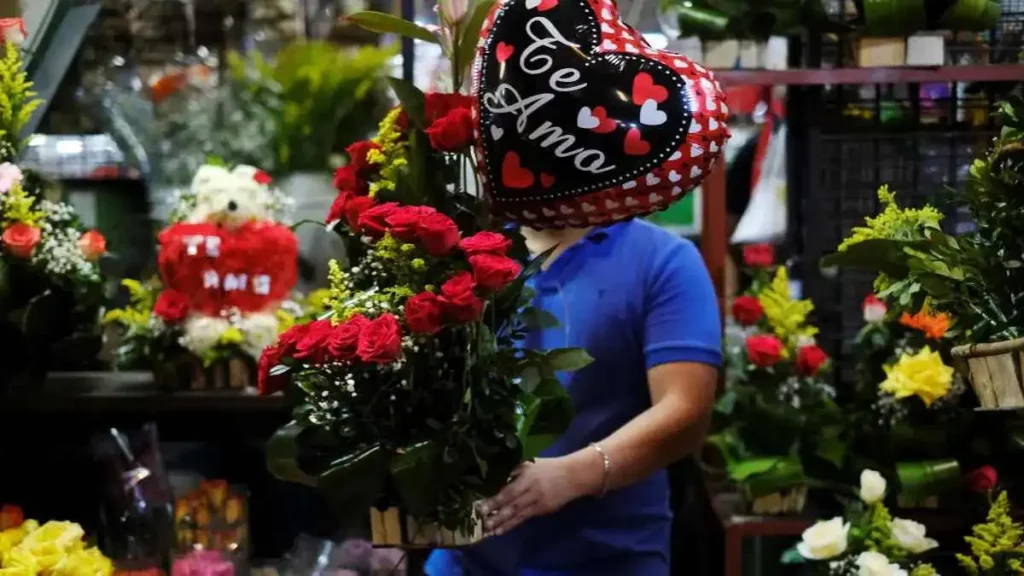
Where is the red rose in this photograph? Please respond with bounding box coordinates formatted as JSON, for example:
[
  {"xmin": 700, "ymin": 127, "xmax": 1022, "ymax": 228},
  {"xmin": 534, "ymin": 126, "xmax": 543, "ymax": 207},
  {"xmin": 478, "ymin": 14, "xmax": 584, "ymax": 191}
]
[
  {"xmin": 385, "ymin": 205, "xmax": 437, "ymax": 242},
  {"xmin": 440, "ymin": 271, "xmax": 484, "ymax": 323},
  {"xmin": 731, "ymin": 295, "xmax": 763, "ymax": 326},
  {"xmin": 746, "ymin": 334, "xmax": 784, "ymax": 367},
  {"xmin": 327, "ymin": 314, "xmax": 370, "ymax": 360},
  {"xmin": 357, "ymin": 313, "xmax": 403, "ymax": 363},
  {"xmin": 153, "ymin": 289, "xmax": 190, "ymax": 324},
  {"xmin": 358, "ymin": 202, "xmax": 400, "ymax": 238},
  {"xmin": 796, "ymin": 344, "xmax": 829, "ymax": 376},
  {"xmin": 404, "ymin": 292, "xmax": 444, "ymax": 334},
  {"xmin": 965, "ymin": 466, "xmax": 998, "ymax": 493},
  {"xmin": 459, "ymin": 231, "xmax": 512, "ymax": 256},
  {"xmin": 742, "ymin": 244, "xmax": 775, "ymax": 268},
  {"xmin": 257, "ymin": 344, "xmax": 288, "ymax": 396},
  {"xmin": 276, "ymin": 323, "xmax": 310, "ymax": 357},
  {"xmin": 426, "ymin": 107, "xmax": 474, "ymax": 152},
  {"xmin": 2, "ymin": 222, "xmax": 41, "ymax": 258},
  {"xmin": 333, "ymin": 165, "xmax": 367, "ymax": 196},
  {"xmin": 417, "ymin": 212, "xmax": 461, "ymax": 256},
  {"xmin": 345, "ymin": 196, "xmax": 376, "ymax": 233},
  {"xmin": 345, "ymin": 140, "xmax": 382, "ymax": 173},
  {"xmin": 424, "ymin": 92, "xmax": 475, "ymax": 124},
  {"xmin": 253, "ymin": 169, "xmax": 273, "ymax": 185},
  {"xmin": 469, "ymin": 253, "xmax": 521, "ymax": 291},
  {"xmin": 327, "ymin": 191, "xmax": 352, "ymax": 224},
  {"xmin": 293, "ymin": 319, "xmax": 334, "ymax": 364},
  {"xmin": 78, "ymin": 229, "xmax": 107, "ymax": 261}
]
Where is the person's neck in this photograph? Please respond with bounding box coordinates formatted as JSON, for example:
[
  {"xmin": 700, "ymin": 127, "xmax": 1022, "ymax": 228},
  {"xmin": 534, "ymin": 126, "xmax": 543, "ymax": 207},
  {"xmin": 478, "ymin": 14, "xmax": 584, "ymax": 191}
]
[{"xmin": 520, "ymin": 226, "xmax": 594, "ymax": 269}]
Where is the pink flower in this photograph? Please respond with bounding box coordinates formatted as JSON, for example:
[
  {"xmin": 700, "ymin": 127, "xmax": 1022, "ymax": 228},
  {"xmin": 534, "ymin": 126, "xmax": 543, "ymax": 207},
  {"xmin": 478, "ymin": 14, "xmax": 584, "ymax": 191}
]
[
  {"xmin": 863, "ymin": 294, "xmax": 887, "ymax": 323},
  {"xmin": 0, "ymin": 162, "xmax": 23, "ymax": 194}
]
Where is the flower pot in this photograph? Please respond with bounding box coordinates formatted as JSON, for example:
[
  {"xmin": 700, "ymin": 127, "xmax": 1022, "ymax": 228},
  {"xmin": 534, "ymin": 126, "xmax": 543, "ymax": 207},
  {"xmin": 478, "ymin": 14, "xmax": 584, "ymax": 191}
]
[
  {"xmin": 277, "ymin": 171, "xmax": 347, "ymax": 291},
  {"xmin": 153, "ymin": 353, "xmax": 255, "ymax": 392},
  {"xmin": 746, "ymin": 486, "xmax": 807, "ymax": 516},
  {"xmin": 952, "ymin": 338, "xmax": 1024, "ymax": 408},
  {"xmin": 369, "ymin": 508, "xmax": 485, "ymax": 548}
]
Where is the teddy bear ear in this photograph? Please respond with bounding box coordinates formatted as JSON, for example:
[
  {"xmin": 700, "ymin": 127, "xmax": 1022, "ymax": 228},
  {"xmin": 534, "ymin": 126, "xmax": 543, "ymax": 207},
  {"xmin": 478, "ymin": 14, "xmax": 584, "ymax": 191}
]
[{"xmin": 191, "ymin": 164, "xmax": 230, "ymax": 193}]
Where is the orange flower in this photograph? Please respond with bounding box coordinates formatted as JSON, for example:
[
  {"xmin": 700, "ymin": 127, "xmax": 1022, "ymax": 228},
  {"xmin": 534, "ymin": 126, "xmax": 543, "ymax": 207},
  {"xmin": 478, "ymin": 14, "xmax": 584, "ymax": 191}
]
[{"xmin": 899, "ymin": 307, "xmax": 950, "ymax": 340}]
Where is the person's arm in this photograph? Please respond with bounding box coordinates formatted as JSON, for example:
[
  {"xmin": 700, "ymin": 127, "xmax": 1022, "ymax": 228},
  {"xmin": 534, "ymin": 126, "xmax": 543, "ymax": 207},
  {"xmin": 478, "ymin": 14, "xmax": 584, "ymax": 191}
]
[{"xmin": 481, "ymin": 239, "xmax": 721, "ymax": 535}]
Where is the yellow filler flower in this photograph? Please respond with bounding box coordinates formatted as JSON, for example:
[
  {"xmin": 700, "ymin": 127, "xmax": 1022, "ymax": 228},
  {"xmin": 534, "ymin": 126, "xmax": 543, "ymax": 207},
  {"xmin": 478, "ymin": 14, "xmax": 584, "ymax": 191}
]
[{"xmin": 880, "ymin": 347, "xmax": 954, "ymax": 406}]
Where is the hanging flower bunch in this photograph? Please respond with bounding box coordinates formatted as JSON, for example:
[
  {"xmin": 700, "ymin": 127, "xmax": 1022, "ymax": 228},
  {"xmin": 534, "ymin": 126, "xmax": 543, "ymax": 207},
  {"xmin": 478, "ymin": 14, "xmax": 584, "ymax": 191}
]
[
  {"xmin": 792, "ymin": 469, "xmax": 939, "ymax": 576},
  {"xmin": 261, "ymin": 80, "xmax": 591, "ymax": 532},
  {"xmin": 711, "ymin": 244, "xmax": 838, "ymax": 504},
  {"xmin": 104, "ymin": 165, "xmax": 316, "ymax": 372},
  {"xmin": 0, "ymin": 515, "xmax": 114, "ymax": 576},
  {"xmin": 0, "ymin": 41, "xmax": 106, "ymax": 383}
]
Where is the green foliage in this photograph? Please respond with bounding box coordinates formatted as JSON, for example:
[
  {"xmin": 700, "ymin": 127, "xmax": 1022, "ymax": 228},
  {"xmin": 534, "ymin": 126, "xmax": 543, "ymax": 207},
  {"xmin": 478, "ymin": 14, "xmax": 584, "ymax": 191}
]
[
  {"xmin": 345, "ymin": 11, "xmax": 440, "ymax": 44},
  {"xmin": 958, "ymin": 492, "xmax": 1024, "ymax": 575},
  {"xmin": 0, "ymin": 42, "xmax": 41, "ymax": 159}
]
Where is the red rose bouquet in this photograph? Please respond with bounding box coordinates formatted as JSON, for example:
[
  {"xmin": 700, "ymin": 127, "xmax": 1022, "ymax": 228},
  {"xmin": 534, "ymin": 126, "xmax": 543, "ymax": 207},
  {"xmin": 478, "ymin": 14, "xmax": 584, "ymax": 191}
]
[
  {"xmin": 0, "ymin": 41, "xmax": 106, "ymax": 385},
  {"xmin": 263, "ymin": 3, "xmax": 592, "ymax": 539},
  {"xmin": 709, "ymin": 249, "xmax": 838, "ymax": 512}
]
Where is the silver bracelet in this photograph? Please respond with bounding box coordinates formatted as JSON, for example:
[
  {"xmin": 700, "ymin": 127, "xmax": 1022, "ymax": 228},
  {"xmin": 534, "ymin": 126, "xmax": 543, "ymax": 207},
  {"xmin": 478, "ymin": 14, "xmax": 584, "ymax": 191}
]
[{"xmin": 590, "ymin": 442, "xmax": 611, "ymax": 497}]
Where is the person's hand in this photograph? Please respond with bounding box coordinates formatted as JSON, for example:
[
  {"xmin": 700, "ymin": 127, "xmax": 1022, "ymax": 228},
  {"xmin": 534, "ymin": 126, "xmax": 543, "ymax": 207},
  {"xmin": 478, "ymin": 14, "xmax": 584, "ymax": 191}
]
[{"xmin": 478, "ymin": 454, "xmax": 600, "ymax": 536}]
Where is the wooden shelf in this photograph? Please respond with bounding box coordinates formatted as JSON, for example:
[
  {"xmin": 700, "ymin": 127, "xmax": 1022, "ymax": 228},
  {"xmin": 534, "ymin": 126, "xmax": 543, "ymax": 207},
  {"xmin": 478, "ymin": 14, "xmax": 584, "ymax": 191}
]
[{"xmin": 714, "ymin": 64, "xmax": 1024, "ymax": 86}]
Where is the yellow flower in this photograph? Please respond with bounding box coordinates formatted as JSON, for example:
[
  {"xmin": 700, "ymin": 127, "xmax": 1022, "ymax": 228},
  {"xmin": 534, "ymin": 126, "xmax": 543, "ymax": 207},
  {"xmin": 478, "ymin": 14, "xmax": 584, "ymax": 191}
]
[
  {"xmin": 218, "ymin": 327, "xmax": 244, "ymax": 346},
  {"xmin": 54, "ymin": 547, "xmax": 114, "ymax": 576},
  {"xmin": 0, "ymin": 183, "xmax": 44, "ymax": 226},
  {"xmin": 0, "ymin": 567, "xmax": 35, "ymax": 576},
  {"xmin": 757, "ymin": 267, "xmax": 817, "ymax": 346},
  {"xmin": 19, "ymin": 521, "xmax": 84, "ymax": 553},
  {"xmin": 275, "ymin": 309, "xmax": 296, "ymax": 332},
  {"xmin": 838, "ymin": 186, "xmax": 944, "ymax": 251},
  {"xmin": 880, "ymin": 347, "xmax": 954, "ymax": 406}
]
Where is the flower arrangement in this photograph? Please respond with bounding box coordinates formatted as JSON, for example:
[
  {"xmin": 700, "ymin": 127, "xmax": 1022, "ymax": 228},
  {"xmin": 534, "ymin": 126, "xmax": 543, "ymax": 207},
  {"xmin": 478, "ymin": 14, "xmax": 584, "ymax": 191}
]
[
  {"xmin": 0, "ymin": 513, "xmax": 113, "ymax": 576},
  {"xmin": 791, "ymin": 469, "xmax": 939, "ymax": 576},
  {"xmin": 958, "ymin": 491, "xmax": 1024, "ymax": 574},
  {"xmin": 712, "ymin": 244, "xmax": 838, "ymax": 511},
  {"xmin": 0, "ymin": 42, "xmax": 106, "ymax": 384},
  {"xmin": 262, "ymin": 2, "xmax": 592, "ymax": 538},
  {"xmin": 104, "ymin": 165, "xmax": 308, "ymax": 389}
]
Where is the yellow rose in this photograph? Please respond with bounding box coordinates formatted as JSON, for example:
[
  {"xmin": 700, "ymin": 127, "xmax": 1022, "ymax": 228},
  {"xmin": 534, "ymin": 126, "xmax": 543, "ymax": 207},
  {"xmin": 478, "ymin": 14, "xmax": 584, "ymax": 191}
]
[
  {"xmin": 20, "ymin": 521, "xmax": 85, "ymax": 553},
  {"xmin": 54, "ymin": 547, "xmax": 114, "ymax": 576},
  {"xmin": 0, "ymin": 567, "xmax": 35, "ymax": 576},
  {"xmin": 880, "ymin": 347, "xmax": 954, "ymax": 406},
  {"xmin": 17, "ymin": 541, "xmax": 65, "ymax": 572}
]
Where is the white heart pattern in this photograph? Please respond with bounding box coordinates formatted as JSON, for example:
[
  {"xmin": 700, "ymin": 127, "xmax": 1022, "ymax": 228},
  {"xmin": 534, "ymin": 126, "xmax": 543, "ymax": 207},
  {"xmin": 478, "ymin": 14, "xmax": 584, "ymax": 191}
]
[
  {"xmin": 668, "ymin": 170, "xmax": 681, "ymax": 183},
  {"xmin": 624, "ymin": 44, "xmax": 639, "ymax": 54},
  {"xmin": 522, "ymin": 210, "xmax": 537, "ymax": 219},
  {"xmin": 648, "ymin": 192, "xmax": 662, "ymax": 203},
  {"xmin": 560, "ymin": 205, "xmax": 574, "ymax": 215},
  {"xmin": 625, "ymin": 197, "xmax": 639, "ymax": 207},
  {"xmin": 582, "ymin": 202, "xmax": 596, "ymax": 213},
  {"xmin": 669, "ymin": 151, "xmax": 682, "ymax": 161},
  {"xmin": 490, "ymin": 125, "xmax": 504, "ymax": 141},
  {"xmin": 645, "ymin": 173, "xmax": 661, "ymax": 186},
  {"xmin": 690, "ymin": 144, "xmax": 704, "ymax": 158},
  {"xmin": 689, "ymin": 122, "xmax": 703, "ymax": 134},
  {"xmin": 710, "ymin": 141, "xmax": 719, "ymax": 153},
  {"xmin": 524, "ymin": 0, "xmax": 542, "ymax": 9},
  {"xmin": 671, "ymin": 186, "xmax": 683, "ymax": 196},
  {"xmin": 600, "ymin": 8, "xmax": 612, "ymax": 18},
  {"xmin": 605, "ymin": 199, "xmax": 620, "ymax": 209},
  {"xmin": 622, "ymin": 180, "xmax": 637, "ymax": 190},
  {"xmin": 690, "ymin": 166, "xmax": 702, "ymax": 178},
  {"xmin": 672, "ymin": 59, "xmax": 688, "ymax": 68},
  {"xmin": 601, "ymin": 22, "xmax": 614, "ymax": 34},
  {"xmin": 542, "ymin": 207, "xmax": 556, "ymax": 217},
  {"xmin": 639, "ymin": 99, "xmax": 667, "ymax": 127},
  {"xmin": 709, "ymin": 118, "xmax": 719, "ymax": 130},
  {"xmin": 576, "ymin": 107, "xmax": 600, "ymax": 130},
  {"xmin": 601, "ymin": 39, "xmax": 617, "ymax": 51}
]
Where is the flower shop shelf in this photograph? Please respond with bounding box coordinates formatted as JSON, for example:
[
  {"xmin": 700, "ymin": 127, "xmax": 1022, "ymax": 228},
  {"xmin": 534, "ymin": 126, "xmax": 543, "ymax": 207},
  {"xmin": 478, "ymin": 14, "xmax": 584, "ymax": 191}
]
[{"xmin": 714, "ymin": 64, "xmax": 1024, "ymax": 86}]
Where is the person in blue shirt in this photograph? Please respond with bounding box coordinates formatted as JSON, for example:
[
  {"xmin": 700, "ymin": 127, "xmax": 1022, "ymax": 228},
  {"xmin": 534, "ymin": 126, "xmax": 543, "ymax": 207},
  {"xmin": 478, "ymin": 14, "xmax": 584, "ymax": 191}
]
[{"xmin": 425, "ymin": 218, "xmax": 722, "ymax": 576}]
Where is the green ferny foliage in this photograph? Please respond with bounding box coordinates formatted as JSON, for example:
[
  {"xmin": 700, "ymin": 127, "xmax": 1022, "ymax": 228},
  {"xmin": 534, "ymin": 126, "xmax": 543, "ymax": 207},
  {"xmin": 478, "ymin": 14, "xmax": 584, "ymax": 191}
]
[
  {"xmin": 958, "ymin": 492, "xmax": 1024, "ymax": 575},
  {"xmin": 0, "ymin": 41, "xmax": 41, "ymax": 158}
]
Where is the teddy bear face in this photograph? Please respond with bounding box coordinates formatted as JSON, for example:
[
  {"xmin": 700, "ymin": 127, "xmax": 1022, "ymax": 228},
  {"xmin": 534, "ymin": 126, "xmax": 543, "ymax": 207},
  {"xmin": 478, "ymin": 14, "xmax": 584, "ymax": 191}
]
[{"xmin": 187, "ymin": 165, "xmax": 273, "ymax": 228}]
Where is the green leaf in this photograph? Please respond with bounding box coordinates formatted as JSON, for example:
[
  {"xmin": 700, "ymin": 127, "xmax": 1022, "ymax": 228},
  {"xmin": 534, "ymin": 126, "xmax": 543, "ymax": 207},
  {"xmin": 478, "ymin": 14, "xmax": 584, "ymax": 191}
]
[
  {"xmin": 390, "ymin": 440, "xmax": 442, "ymax": 518},
  {"xmin": 520, "ymin": 307, "xmax": 559, "ymax": 330},
  {"xmin": 814, "ymin": 426, "xmax": 847, "ymax": 469},
  {"xmin": 346, "ymin": 11, "xmax": 440, "ymax": 44},
  {"xmin": 714, "ymin": 390, "xmax": 736, "ymax": 415},
  {"xmin": 386, "ymin": 76, "xmax": 428, "ymax": 129},
  {"xmin": 519, "ymin": 364, "xmax": 541, "ymax": 393},
  {"xmin": 317, "ymin": 445, "xmax": 391, "ymax": 516},
  {"xmin": 268, "ymin": 364, "xmax": 291, "ymax": 377},
  {"xmin": 728, "ymin": 457, "xmax": 805, "ymax": 498},
  {"xmin": 456, "ymin": 0, "xmax": 496, "ymax": 77},
  {"xmin": 543, "ymin": 348, "xmax": 594, "ymax": 372},
  {"xmin": 780, "ymin": 547, "xmax": 806, "ymax": 564},
  {"xmin": 266, "ymin": 421, "xmax": 319, "ymax": 486}
]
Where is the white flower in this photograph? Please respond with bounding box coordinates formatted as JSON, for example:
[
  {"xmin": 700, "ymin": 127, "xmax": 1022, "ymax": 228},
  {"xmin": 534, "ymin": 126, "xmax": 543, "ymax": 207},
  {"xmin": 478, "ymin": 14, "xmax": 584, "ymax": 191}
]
[
  {"xmin": 863, "ymin": 295, "xmax": 887, "ymax": 323},
  {"xmin": 179, "ymin": 315, "xmax": 231, "ymax": 355},
  {"xmin": 890, "ymin": 518, "xmax": 938, "ymax": 553},
  {"xmin": 855, "ymin": 551, "xmax": 906, "ymax": 576},
  {"xmin": 797, "ymin": 334, "xmax": 817, "ymax": 347},
  {"xmin": 796, "ymin": 517, "xmax": 849, "ymax": 560},
  {"xmin": 236, "ymin": 312, "xmax": 281, "ymax": 359},
  {"xmin": 0, "ymin": 162, "xmax": 23, "ymax": 193},
  {"xmin": 859, "ymin": 469, "xmax": 887, "ymax": 504}
]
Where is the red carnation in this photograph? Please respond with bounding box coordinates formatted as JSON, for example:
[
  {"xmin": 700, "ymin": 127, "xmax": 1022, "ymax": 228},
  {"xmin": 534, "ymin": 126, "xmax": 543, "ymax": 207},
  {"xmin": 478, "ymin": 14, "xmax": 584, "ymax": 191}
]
[
  {"xmin": 417, "ymin": 212, "xmax": 461, "ymax": 256},
  {"xmin": 257, "ymin": 344, "xmax": 287, "ymax": 396},
  {"xmin": 469, "ymin": 253, "xmax": 521, "ymax": 292},
  {"xmin": 965, "ymin": 466, "xmax": 998, "ymax": 493},
  {"xmin": 459, "ymin": 231, "xmax": 511, "ymax": 256},
  {"xmin": 426, "ymin": 107, "xmax": 474, "ymax": 152},
  {"xmin": 346, "ymin": 140, "xmax": 382, "ymax": 173},
  {"xmin": 333, "ymin": 165, "xmax": 367, "ymax": 196},
  {"xmin": 386, "ymin": 205, "xmax": 438, "ymax": 242},
  {"xmin": 345, "ymin": 196, "xmax": 376, "ymax": 233},
  {"xmin": 293, "ymin": 319, "xmax": 334, "ymax": 364},
  {"xmin": 253, "ymin": 169, "xmax": 273, "ymax": 185},
  {"xmin": 404, "ymin": 292, "xmax": 444, "ymax": 334},
  {"xmin": 327, "ymin": 191, "xmax": 352, "ymax": 224},
  {"xmin": 746, "ymin": 334, "xmax": 784, "ymax": 368},
  {"xmin": 327, "ymin": 314, "xmax": 369, "ymax": 360},
  {"xmin": 742, "ymin": 244, "xmax": 775, "ymax": 268},
  {"xmin": 153, "ymin": 289, "xmax": 190, "ymax": 324},
  {"xmin": 358, "ymin": 203, "xmax": 400, "ymax": 238},
  {"xmin": 731, "ymin": 295, "xmax": 763, "ymax": 326},
  {"xmin": 440, "ymin": 271, "xmax": 484, "ymax": 323},
  {"xmin": 357, "ymin": 313, "xmax": 403, "ymax": 364},
  {"xmin": 796, "ymin": 344, "xmax": 829, "ymax": 376},
  {"xmin": 424, "ymin": 92, "xmax": 475, "ymax": 124}
]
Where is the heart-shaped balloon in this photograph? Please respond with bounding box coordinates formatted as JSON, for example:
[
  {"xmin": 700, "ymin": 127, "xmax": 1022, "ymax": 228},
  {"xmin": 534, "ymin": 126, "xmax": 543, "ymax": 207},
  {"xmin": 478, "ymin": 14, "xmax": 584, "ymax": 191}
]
[
  {"xmin": 472, "ymin": 0, "xmax": 730, "ymax": 228},
  {"xmin": 158, "ymin": 221, "xmax": 298, "ymax": 315}
]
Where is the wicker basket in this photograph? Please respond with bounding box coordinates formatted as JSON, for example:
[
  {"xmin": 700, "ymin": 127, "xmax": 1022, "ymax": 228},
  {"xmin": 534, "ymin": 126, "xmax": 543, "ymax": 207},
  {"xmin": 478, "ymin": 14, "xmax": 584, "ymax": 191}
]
[
  {"xmin": 747, "ymin": 486, "xmax": 808, "ymax": 516},
  {"xmin": 952, "ymin": 338, "xmax": 1024, "ymax": 409},
  {"xmin": 369, "ymin": 508, "xmax": 485, "ymax": 548}
]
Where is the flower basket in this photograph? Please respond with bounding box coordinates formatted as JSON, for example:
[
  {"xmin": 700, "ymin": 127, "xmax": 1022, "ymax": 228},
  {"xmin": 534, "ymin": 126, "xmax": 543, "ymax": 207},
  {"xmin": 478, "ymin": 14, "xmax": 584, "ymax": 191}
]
[
  {"xmin": 951, "ymin": 337, "xmax": 1024, "ymax": 409},
  {"xmin": 746, "ymin": 486, "xmax": 808, "ymax": 516},
  {"xmin": 369, "ymin": 507, "xmax": 485, "ymax": 548},
  {"xmin": 153, "ymin": 353, "xmax": 255, "ymax": 392}
]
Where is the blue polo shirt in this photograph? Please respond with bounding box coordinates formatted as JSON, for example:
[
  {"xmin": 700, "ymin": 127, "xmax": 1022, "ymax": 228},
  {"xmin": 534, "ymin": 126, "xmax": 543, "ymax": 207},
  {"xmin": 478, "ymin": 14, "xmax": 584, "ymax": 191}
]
[{"xmin": 426, "ymin": 219, "xmax": 722, "ymax": 576}]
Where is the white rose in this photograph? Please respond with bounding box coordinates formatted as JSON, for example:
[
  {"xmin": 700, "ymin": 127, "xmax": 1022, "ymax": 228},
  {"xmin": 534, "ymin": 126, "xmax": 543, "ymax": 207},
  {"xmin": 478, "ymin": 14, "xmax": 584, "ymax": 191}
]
[
  {"xmin": 237, "ymin": 312, "xmax": 281, "ymax": 358},
  {"xmin": 797, "ymin": 517, "xmax": 849, "ymax": 560},
  {"xmin": 856, "ymin": 551, "xmax": 905, "ymax": 576},
  {"xmin": 890, "ymin": 518, "xmax": 938, "ymax": 553},
  {"xmin": 179, "ymin": 316, "xmax": 231, "ymax": 355},
  {"xmin": 859, "ymin": 469, "xmax": 887, "ymax": 504}
]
